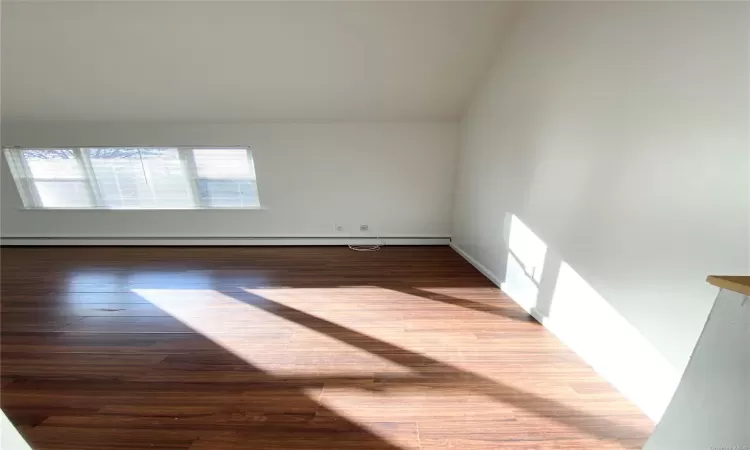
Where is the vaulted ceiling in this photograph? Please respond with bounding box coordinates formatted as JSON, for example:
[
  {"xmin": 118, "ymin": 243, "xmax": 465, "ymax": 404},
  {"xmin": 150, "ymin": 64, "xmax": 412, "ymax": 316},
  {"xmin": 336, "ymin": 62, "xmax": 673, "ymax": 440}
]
[{"xmin": 1, "ymin": 1, "xmax": 513, "ymax": 122}]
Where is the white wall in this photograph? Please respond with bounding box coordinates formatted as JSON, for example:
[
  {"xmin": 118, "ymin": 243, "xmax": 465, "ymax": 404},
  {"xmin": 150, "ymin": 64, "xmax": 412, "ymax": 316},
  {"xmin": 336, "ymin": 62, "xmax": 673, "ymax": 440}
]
[
  {"xmin": 452, "ymin": 1, "xmax": 749, "ymax": 421},
  {"xmin": 643, "ymin": 288, "xmax": 749, "ymax": 450},
  {"xmin": 1, "ymin": 1, "xmax": 512, "ymax": 122},
  {"xmin": 1, "ymin": 410, "xmax": 33, "ymax": 450},
  {"xmin": 1, "ymin": 122, "xmax": 457, "ymax": 240}
]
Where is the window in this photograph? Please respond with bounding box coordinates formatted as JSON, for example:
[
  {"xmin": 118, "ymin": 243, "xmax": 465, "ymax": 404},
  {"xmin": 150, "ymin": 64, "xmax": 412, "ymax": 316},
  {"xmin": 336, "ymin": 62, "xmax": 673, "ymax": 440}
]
[
  {"xmin": 3, "ymin": 147, "xmax": 260, "ymax": 209},
  {"xmin": 193, "ymin": 149, "xmax": 258, "ymax": 208}
]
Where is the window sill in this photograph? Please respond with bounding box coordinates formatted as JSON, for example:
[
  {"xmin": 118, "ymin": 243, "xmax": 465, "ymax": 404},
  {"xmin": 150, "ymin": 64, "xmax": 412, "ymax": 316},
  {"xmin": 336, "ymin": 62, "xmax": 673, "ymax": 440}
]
[{"xmin": 18, "ymin": 206, "xmax": 267, "ymax": 211}]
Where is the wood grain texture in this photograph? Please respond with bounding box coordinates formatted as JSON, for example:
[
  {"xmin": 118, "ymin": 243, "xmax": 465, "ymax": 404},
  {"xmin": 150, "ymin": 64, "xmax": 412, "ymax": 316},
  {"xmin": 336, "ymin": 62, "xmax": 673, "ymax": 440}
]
[
  {"xmin": 1, "ymin": 246, "xmax": 653, "ymax": 449},
  {"xmin": 706, "ymin": 275, "xmax": 750, "ymax": 296}
]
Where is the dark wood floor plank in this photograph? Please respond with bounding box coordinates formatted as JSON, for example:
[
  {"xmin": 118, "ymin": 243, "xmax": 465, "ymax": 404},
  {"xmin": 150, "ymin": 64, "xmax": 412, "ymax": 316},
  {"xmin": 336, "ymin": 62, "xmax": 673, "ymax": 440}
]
[{"xmin": 1, "ymin": 246, "xmax": 653, "ymax": 450}]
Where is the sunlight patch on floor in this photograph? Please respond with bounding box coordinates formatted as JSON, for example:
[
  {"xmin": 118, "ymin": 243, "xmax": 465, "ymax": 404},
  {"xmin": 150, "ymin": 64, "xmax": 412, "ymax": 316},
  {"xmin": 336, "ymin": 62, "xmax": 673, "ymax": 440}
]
[
  {"xmin": 133, "ymin": 285, "xmax": 653, "ymax": 447},
  {"xmin": 133, "ymin": 288, "xmax": 413, "ymax": 376}
]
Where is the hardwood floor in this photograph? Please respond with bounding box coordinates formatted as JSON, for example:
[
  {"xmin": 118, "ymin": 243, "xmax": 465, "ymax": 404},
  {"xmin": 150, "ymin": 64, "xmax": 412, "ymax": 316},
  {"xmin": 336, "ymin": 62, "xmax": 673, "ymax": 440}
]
[{"xmin": 0, "ymin": 246, "xmax": 653, "ymax": 449}]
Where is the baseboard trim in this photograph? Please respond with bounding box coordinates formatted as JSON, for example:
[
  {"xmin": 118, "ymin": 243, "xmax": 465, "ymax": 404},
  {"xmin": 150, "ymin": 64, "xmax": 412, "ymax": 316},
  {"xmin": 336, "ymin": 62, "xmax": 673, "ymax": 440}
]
[
  {"xmin": 1, "ymin": 236, "xmax": 451, "ymax": 246},
  {"xmin": 451, "ymin": 242, "xmax": 539, "ymax": 319},
  {"xmin": 449, "ymin": 242, "xmax": 505, "ymax": 287}
]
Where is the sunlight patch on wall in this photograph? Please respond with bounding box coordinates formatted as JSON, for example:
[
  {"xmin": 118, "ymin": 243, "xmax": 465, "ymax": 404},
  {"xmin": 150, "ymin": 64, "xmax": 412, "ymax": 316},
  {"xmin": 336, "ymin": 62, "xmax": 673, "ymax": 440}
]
[
  {"xmin": 545, "ymin": 263, "xmax": 679, "ymax": 421},
  {"xmin": 495, "ymin": 214, "xmax": 679, "ymax": 421},
  {"xmin": 502, "ymin": 214, "xmax": 548, "ymax": 312}
]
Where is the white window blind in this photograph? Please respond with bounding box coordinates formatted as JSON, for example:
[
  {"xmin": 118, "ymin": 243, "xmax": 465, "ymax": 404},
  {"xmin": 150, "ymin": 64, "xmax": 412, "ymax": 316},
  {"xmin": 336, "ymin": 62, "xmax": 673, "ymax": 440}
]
[{"xmin": 3, "ymin": 147, "xmax": 260, "ymax": 210}]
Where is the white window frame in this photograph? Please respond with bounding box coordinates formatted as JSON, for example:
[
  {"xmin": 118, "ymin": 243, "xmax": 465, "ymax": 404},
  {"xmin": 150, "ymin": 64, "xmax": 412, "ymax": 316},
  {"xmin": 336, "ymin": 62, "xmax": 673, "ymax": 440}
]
[
  {"xmin": 190, "ymin": 149, "xmax": 259, "ymax": 208},
  {"xmin": 3, "ymin": 146, "xmax": 260, "ymax": 210}
]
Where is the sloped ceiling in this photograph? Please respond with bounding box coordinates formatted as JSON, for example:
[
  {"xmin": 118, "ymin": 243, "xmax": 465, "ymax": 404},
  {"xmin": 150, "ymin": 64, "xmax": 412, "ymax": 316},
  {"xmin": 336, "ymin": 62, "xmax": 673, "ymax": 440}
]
[{"xmin": 1, "ymin": 1, "xmax": 513, "ymax": 122}]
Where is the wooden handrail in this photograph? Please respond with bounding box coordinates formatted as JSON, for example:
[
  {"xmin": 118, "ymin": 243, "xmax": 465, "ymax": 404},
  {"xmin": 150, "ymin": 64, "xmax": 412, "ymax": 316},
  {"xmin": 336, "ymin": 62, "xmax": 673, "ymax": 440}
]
[{"xmin": 706, "ymin": 275, "xmax": 750, "ymax": 296}]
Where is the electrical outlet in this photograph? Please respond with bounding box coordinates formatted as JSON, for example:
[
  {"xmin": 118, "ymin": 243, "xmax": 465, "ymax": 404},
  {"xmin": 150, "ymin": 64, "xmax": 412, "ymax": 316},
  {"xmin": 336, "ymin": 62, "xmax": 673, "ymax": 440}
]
[
  {"xmin": 360, "ymin": 225, "xmax": 369, "ymax": 231},
  {"xmin": 335, "ymin": 225, "xmax": 344, "ymax": 232}
]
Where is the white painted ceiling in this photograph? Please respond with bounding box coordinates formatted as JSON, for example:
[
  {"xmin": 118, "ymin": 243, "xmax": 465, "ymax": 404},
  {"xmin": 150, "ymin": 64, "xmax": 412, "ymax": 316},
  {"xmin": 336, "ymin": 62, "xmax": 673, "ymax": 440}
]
[{"xmin": 1, "ymin": 1, "xmax": 513, "ymax": 122}]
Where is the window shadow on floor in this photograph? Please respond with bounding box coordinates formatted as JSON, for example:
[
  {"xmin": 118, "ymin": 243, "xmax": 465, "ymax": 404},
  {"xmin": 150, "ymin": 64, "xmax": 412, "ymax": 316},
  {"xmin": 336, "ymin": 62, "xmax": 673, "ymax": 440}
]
[
  {"xmin": 1, "ymin": 329, "xmax": 407, "ymax": 449},
  {"xmin": 382, "ymin": 284, "xmax": 539, "ymax": 323},
  {"xmin": 224, "ymin": 288, "xmax": 651, "ymax": 444},
  {"xmin": 1, "ymin": 246, "xmax": 653, "ymax": 449}
]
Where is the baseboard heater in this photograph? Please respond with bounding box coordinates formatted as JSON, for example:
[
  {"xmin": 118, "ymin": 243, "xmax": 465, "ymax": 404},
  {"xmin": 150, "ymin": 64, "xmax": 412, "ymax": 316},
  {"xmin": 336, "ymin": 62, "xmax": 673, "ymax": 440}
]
[{"xmin": 0, "ymin": 236, "xmax": 451, "ymax": 246}]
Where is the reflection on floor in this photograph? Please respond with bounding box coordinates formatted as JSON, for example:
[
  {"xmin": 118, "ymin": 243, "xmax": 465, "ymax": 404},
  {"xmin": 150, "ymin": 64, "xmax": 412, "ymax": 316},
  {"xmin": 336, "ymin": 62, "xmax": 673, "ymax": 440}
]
[{"xmin": 0, "ymin": 246, "xmax": 653, "ymax": 449}]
